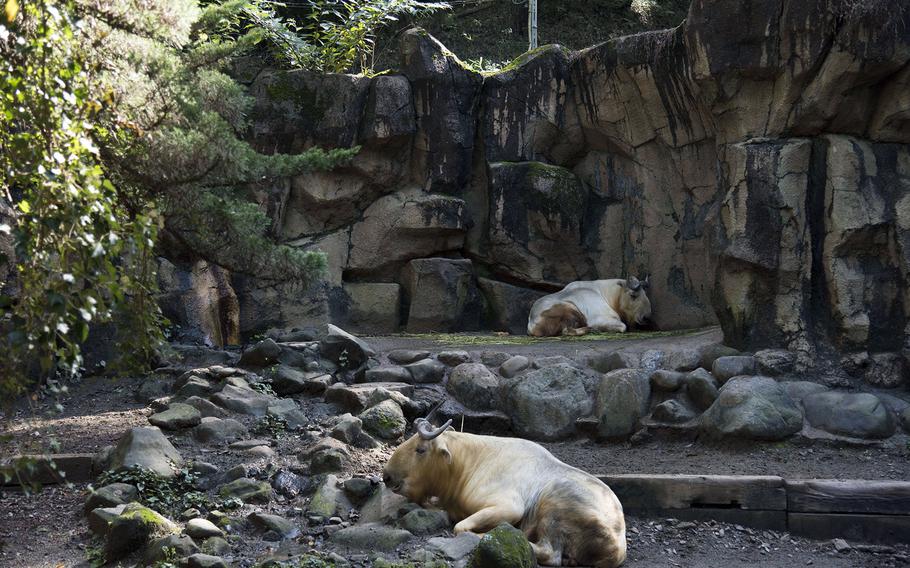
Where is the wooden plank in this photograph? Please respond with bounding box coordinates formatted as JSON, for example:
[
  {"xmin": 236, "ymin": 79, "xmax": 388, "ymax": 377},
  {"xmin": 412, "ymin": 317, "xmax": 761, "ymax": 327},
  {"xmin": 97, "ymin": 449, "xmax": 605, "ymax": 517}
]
[
  {"xmin": 599, "ymin": 474, "xmax": 787, "ymax": 511},
  {"xmin": 787, "ymin": 479, "xmax": 910, "ymax": 515},
  {"xmin": 788, "ymin": 513, "xmax": 910, "ymax": 544},
  {"xmin": 627, "ymin": 507, "xmax": 787, "ymax": 531},
  {"xmin": 2, "ymin": 454, "xmax": 95, "ymax": 486}
]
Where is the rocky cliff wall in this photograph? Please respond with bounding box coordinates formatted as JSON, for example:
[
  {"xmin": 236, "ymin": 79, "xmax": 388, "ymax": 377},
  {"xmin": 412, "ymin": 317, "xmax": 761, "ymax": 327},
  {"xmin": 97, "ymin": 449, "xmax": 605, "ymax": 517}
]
[{"xmin": 162, "ymin": 0, "xmax": 910, "ymax": 386}]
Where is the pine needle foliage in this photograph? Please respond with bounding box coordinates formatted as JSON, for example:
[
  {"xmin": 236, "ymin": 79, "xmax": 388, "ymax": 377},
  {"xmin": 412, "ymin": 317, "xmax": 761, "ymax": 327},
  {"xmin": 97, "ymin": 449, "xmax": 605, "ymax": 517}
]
[{"xmin": 0, "ymin": 0, "xmax": 356, "ymax": 398}]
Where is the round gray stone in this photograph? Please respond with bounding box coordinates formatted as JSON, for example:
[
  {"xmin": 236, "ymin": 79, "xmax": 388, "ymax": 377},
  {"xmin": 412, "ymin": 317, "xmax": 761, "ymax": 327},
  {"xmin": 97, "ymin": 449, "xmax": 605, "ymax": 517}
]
[{"xmin": 803, "ymin": 392, "xmax": 896, "ymax": 439}]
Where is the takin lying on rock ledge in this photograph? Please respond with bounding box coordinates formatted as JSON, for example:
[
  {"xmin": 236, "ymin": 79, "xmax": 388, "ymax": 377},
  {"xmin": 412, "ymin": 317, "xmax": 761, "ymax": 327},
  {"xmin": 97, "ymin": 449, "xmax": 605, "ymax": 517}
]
[
  {"xmin": 527, "ymin": 276, "xmax": 652, "ymax": 337},
  {"xmin": 383, "ymin": 410, "xmax": 627, "ymax": 567}
]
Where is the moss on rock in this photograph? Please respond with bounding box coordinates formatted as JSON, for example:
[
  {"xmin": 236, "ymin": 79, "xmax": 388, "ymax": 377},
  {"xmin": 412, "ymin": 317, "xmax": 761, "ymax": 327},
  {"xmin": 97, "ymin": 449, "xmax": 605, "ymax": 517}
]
[{"xmin": 469, "ymin": 523, "xmax": 534, "ymax": 568}]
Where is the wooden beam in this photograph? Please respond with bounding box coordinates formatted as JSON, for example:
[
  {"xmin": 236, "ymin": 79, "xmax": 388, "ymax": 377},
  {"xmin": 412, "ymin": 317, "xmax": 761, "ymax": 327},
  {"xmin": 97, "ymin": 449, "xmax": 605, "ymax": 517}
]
[{"xmin": 787, "ymin": 479, "xmax": 910, "ymax": 515}]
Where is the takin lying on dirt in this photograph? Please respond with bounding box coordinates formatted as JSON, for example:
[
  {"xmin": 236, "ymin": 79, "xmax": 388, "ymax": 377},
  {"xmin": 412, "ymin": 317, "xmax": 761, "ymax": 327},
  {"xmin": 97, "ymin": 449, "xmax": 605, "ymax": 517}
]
[
  {"xmin": 383, "ymin": 413, "xmax": 627, "ymax": 567},
  {"xmin": 527, "ymin": 276, "xmax": 652, "ymax": 337}
]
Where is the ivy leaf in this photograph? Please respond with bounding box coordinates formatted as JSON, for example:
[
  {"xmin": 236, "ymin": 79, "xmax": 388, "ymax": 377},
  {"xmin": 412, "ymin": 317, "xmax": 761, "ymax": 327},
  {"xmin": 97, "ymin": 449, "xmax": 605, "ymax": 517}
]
[{"xmin": 17, "ymin": 200, "xmax": 30, "ymax": 213}]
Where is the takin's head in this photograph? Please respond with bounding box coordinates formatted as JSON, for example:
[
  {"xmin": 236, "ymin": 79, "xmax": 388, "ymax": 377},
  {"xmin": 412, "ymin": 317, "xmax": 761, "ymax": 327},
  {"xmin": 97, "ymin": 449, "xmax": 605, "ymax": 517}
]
[
  {"xmin": 617, "ymin": 275, "xmax": 653, "ymax": 329},
  {"xmin": 383, "ymin": 416, "xmax": 455, "ymax": 504}
]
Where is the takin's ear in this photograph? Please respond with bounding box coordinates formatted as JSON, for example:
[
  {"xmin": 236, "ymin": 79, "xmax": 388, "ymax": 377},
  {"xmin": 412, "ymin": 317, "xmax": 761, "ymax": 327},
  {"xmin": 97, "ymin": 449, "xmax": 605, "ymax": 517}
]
[
  {"xmin": 435, "ymin": 440, "xmax": 453, "ymax": 464},
  {"xmin": 641, "ymin": 274, "xmax": 651, "ymax": 290},
  {"xmin": 626, "ymin": 276, "xmax": 641, "ymax": 291}
]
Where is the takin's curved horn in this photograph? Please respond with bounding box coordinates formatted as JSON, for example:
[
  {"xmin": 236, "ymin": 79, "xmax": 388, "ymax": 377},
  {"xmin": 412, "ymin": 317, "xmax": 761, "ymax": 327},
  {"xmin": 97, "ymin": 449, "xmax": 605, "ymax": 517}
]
[
  {"xmin": 415, "ymin": 418, "xmax": 453, "ymax": 440},
  {"xmin": 424, "ymin": 399, "xmax": 445, "ymax": 422}
]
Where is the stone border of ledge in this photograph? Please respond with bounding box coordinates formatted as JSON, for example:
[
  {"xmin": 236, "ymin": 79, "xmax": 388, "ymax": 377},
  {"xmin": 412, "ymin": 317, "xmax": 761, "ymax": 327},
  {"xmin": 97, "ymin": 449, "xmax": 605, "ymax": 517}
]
[
  {"xmin": 599, "ymin": 474, "xmax": 910, "ymax": 545},
  {"xmin": 5, "ymin": 456, "xmax": 909, "ymax": 545}
]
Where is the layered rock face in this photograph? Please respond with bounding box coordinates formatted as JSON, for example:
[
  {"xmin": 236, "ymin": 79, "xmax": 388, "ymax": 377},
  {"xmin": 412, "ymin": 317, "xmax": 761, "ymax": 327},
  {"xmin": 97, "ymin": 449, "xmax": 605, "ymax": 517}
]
[{"xmin": 160, "ymin": 0, "xmax": 909, "ymax": 386}]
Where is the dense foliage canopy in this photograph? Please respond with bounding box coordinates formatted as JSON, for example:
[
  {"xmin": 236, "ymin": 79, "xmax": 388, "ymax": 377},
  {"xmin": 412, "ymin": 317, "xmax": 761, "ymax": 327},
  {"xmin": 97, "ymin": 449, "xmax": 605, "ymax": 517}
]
[{"xmin": 0, "ymin": 0, "xmax": 361, "ymax": 398}]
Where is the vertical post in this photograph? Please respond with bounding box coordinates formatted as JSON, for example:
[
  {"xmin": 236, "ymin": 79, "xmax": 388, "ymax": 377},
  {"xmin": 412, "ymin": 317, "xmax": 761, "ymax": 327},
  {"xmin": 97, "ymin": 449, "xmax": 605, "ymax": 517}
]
[{"xmin": 528, "ymin": 0, "xmax": 538, "ymax": 50}]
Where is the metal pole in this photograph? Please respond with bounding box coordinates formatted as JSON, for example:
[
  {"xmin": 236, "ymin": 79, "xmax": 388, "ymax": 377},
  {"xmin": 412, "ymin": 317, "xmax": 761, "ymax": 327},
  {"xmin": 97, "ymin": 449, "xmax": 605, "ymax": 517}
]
[{"xmin": 528, "ymin": 0, "xmax": 538, "ymax": 50}]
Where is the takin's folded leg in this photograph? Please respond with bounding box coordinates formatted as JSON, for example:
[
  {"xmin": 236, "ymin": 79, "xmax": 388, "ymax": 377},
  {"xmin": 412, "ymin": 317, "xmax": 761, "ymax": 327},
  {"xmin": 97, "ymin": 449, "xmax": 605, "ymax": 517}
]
[
  {"xmin": 453, "ymin": 504, "xmax": 524, "ymax": 535},
  {"xmin": 530, "ymin": 539, "xmax": 563, "ymax": 566},
  {"xmin": 529, "ymin": 303, "xmax": 588, "ymax": 337},
  {"xmin": 590, "ymin": 318, "xmax": 626, "ymax": 333}
]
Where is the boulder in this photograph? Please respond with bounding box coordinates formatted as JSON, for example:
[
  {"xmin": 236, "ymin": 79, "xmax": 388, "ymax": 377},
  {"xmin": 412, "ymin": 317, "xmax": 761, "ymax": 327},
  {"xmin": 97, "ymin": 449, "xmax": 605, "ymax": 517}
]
[
  {"xmin": 148, "ymin": 403, "xmax": 201, "ymax": 430},
  {"xmin": 650, "ymin": 370, "xmax": 686, "ymax": 391},
  {"xmin": 594, "ymin": 370, "xmax": 650, "ymax": 439},
  {"xmin": 685, "ymin": 368, "xmax": 720, "ymax": 411},
  {"xmin": 135, "ymin": 378, "xmax": 172, "ymax": 404},
  {"xmin": 359, "ymin": 484, "xmax": 411, "ymax": 524},
  {"xmin": 184, "ymin": 554, "xmax": 229, "ymax": 568},
  {"xmin": 711, "ymin": 356, "xmax": 757, "ymax": 384},
  {"xmin": 105, "ymin": 503, "xmax": 178, "ymax": 560},
  {"xmin": 652, "ymin": 399, "xmax": 697, "ymax": 423},
  {"xmin": 269, "ymin": 365, "xmax": 315, "ymax": 396},
  {"xmin": 697, "ymin": 344, "xmax": 741, "ymax": 370},
  {"xmin": 200, "ymin": 537, "xmax": 230, "ymax": 557},
  {"xmin": 803, "ymin": 392, "xmax": 896, "ymax": 439},
  {"xmin": 238, "ymin": 338, "xmax": 283, "ymax": 368},
  {"xmin": 308, "ymin": 475, "xmax": 354, "ymax": 519},
  {"xmin": 144, "ymin": 534, "xmax": 199, "ymax": 565},
  {"xmin": 193, "ymin": 417, "xmax": 248, "ymax": 444},
  {"xmin": 217, "ymin": 478, "xmax": 272, "ymax": 504},
  {"xmin": 447, "ymin": 363, "xmax": 502, "ymax": 411},
  {"xmin": 428, "ymin": 532, "xmax": 481, "ymax": 562},
  {"xmin": 308, "ymin": 440, "xmax": 351, "ymax": 474},
  {"xmin": 402, "ymin": 258, "xmax": 482, "ymax": 332},
  {"xmin": 210, "ymin": 384, "xmax": 277, "ymax": 417},
  {"xmin": 781, "ymin": 381, "xmax": 829, "ymax": 404},
  {"xmin": 388, "ymin": 350, "xmax": 431, "ymax": 364},
  {"xmin": 505, "ymin": 364, "xmax": 591, "ymax": 440},
  {"xmin": 587, "ymin": 351, "xmax": 639, "ymax": 373},
  {"xmin": 438, "ymin": 350, "xmax": 471, "ymax": 366},
  {"xmin": 359, "ymin": 400, "xmax": 407, "ymax": 440},
  {"xmin": 331, "ymin": 413, "xmax": 379, "ymax": 449},
  {"xmin": 324, "ymin": 382, "xmax": 414, "ymax": 414},
  {"xmin": 362, "ymin": 365, "xmax": 413, "ymax": 384},
  {"xmin": 319, "ymin": 323, "xmax": 377, "ymax": 368},
  {"xmin": 271, "ymin": 469, "xmax": 312, "ymax": 499},
  {"xmin": 84, "ymin": 483, "xmax": 138, "ymax": 514},
  {"xmin": 500, "ymin": 355, "xmax": 530, "ymax": 378},
  {"xmin": 469, "ymin": 523, "xmax": 534, "ymax": 568},
  {"xmin": 405, "ymin": 358, "xmax": 447, "ymax": 384},
  {"xmin": 185, "ymin": 518, "xmax": 223, "ymax": 539},
  {"xmin": 87, "ymin": 504, "xmax": 126, "ymax": 536},
  {"xmin": 701, "ymin": 377, "xmax": 804, "ymax": 440},
  {"xmin": 176, "ymin": 376, "xmax": 213, "ymax": 399},
  {"xmin": 183, "ymin": 396, "xmax": 228, "ymax": 419},
  {"xmin": 267, "ymin": 401, "xmax": 308, "ymax": 431},
  {"xmin": 248, "ymin": 512, "xmax": 300, "ymax": 539},
  {"xmin": 331, "ymin": 523, "xmax": 413, "ymax": 552},
  {"xmin": 477, "ymin": 278, "xmax": 547, "ymax": 335},
  {"xmin": 662, "ymin": 349, "xmax": 702, "ymax": 372},
  {"xmin": 480, "ymin": 351, "xmax": 512, "ymax": 367},
  {"xmin": 397, "ymin": 508, "xmax": 450, "ymax": 534},
  {"xmin": 107, "ymin": 427, "xmax": 184, "ymax": 478},
  {"xmin": 902, "ymin": 407, "xmax": 910, "ymax": 432}
]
